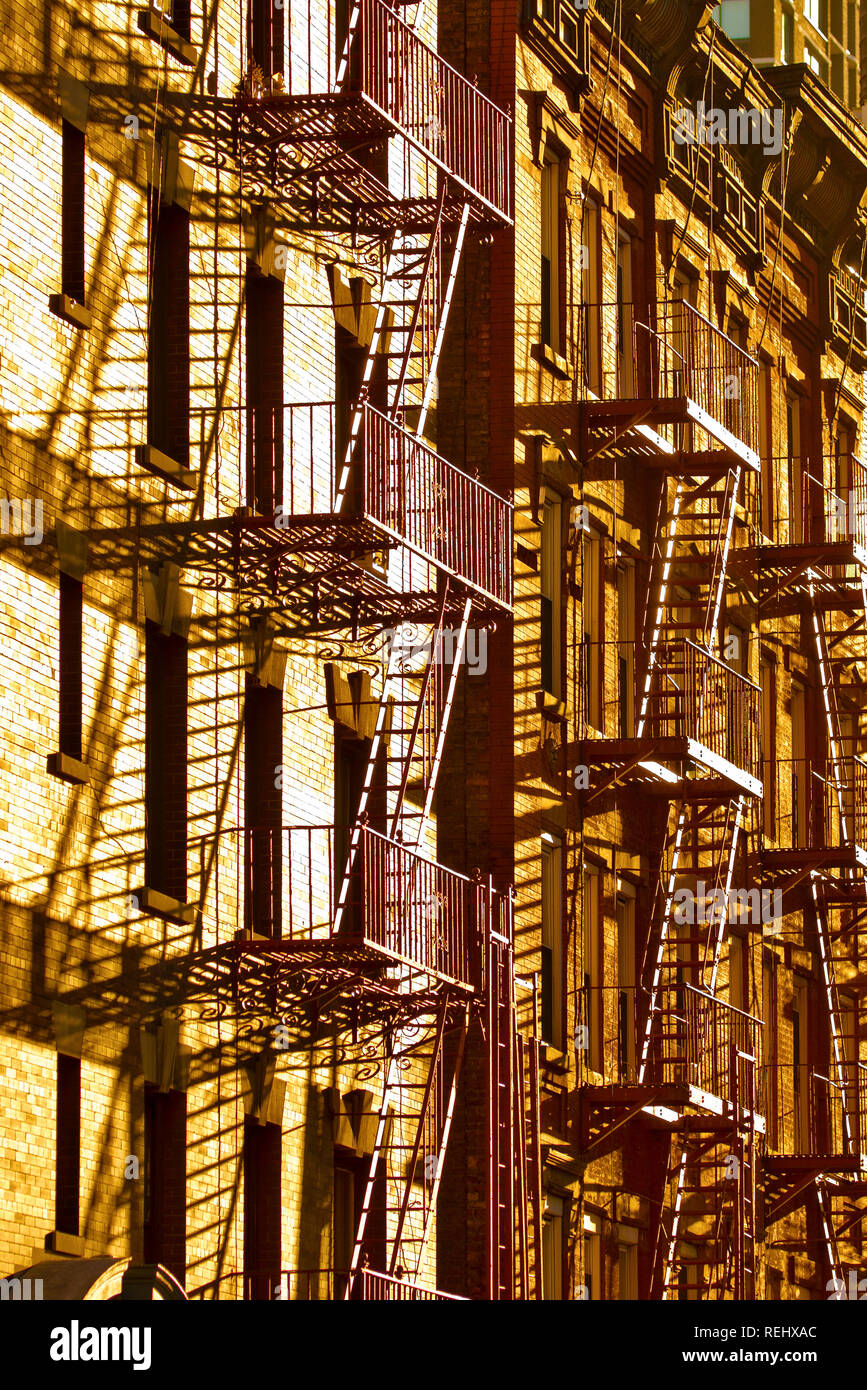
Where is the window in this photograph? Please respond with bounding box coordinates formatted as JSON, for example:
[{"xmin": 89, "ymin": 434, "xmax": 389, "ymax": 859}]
[
  {"xmin": 583, "ymin": 865, "xmax": 603, "ymax": 1073},
  {"xmin": 249, "ymin": 0, "xmax": 283, "ymax": 82},
  {"xmin": 243, "ymin": 1119, "xmax": 282, "ymax": 1300},
  {"xmin": 541, "ymin": 151, "xmax": 562, "ymax": 353},
  {"xmin": 804, "ymin": 43, "xmax": 830, "ymax": 82},
  {"xmin": 333, "ymin": 723, "xmax": 385, "ymax": 925},
  {"xmin": 616, "ymin": 236, "xmax": 634, "ymax": 393},
  {"xmin": 714, "ymin": 1, "xmax": 751, "ymax": 40},
  {"xmin": 245, "ymin": 680, "xmax": 283, "ymax": 938},
  {"xmin": 582, "ymin": 525, "xmax": 602, "ymax": 727},
  {"xmin": 144, "ymin": 1085, "xmax": 187, "ymax": 1282},
  {"xmin": 781, "ymin": 9, "xmax": 794, "ymax": 61},
  {"xmin": 541, "ymin": 495, "xmax": 563, "ymax": 700},
  {"xmin": 678, "ymin": 1241, "xmax": 699, "ymax": 1299},
  {"xmin": 786, "ymin": 393, "xmax": 802, "ymax": 543},
  {"xmin": 729, "ymin": 932, "xmax": 746, "ymax": 1011},
  {"xmin": 148, "ymin": 195, "xmax": 190, "ymax": 466},
  {"xmin": 59, "ymin": 574, "xmax": 83, "ymax": 760},
  {"xmin": 541, "ymin": 832, "xmax": 564, "ymax": 1049},
  {"xmin": 583, "ymin": 1212, "xmax": 602, "ymax": 1299},
  {"xmin": 805, "ymin": 0, "xmax": 829, "ymax": 36},
  {"xmin": 56, "ymin": 1053, "xmax": 81, "ymax": 1236},
  {"xmin": 155, "ymin": 0, "xmax": 191, "ymax": 39},
  {"xmin": 763, "ymin": 948, "xmax": 779, "ymax": 1147},
  {"xmin": 617, "ymin": 561, "xmax": 635, "ymax": 737},
  {"xmin": 790, "ymin": 679, "xmax": 806, "ymax": 849},
  {"xmin": 618, "ymin": 1226, "xmax": 639, "ymax": 1299},
  {"xmin": 761, "ymin": 658, "xmax": 777, "ymax": 840},
  {"xmin": 145, "ymin": 622, "xmax": 188, "ymax": 901},
  {"xmin": 246, "ymin": 270, "xmax": 284, "ymax": 514},
  {"xmin": 61, "ymin": 121, "xmax": 85, "ymax": 305},
  {"xmin": 542, "ymin": 1193, "xmax": 566, "ymax": 1299},
  {"xmin": 333, "ymin": 1151, "xmax": 385, "ymax": 1297},
  {"xmin": 793, "ymin": 976, "xmax": 809, "ymax": 1150},
  {"xmin": 581, "ymin": 198, "xmax": 601, "ymax": 393},
  {"xmin": 617, "ymin": 889, "xmax": 636, "ymax": 1080},
  {"xmin": 758, "ymin": 360, "xmax": 774, "ymax": 537}
]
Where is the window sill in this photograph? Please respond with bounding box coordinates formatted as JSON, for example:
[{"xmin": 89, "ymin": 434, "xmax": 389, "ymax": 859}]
[
  {"xmin": 139, "ymin": 887, "xmax": 197, "ymax": 925},
  {"xmin": 135, "ymin": 444, "xmax": 198, "ymax": 491},
  {"xmin": 48, "ymin": 294, "xmax": 92, "ymax": 331},
  {"xmin": 137, "ymin": 7, "xmax": 198, "ymax": 66},
  {"xmin": 536, "ymin": 690, "xmax": 566, "ymax": 720},
  {"xmin": 532, "ymin": 341, "xmax": 571, "ymax": 380},
  {"xmin": 541, "ymin": 1044, "xmax": 570, "ymax": 1075},
  {"xmin": 46, "ymin": 1230, "xmax": 86, "ymax": 1257},
  {"xmin": 47, "ymin": 752, "xmax": 91, "ymax": 785},
  {"xmin": 235, "ymin": 928, "xmax": 274, "ymax": 943}
]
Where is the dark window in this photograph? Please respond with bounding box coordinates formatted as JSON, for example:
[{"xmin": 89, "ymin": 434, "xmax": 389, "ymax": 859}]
[
  {"xmin": 171, "ymin": 0, "xmax": 191, "ymax": 40},
  {"xmin": 62, "ymin": 121, "xmax": 85, "ymax": 305},
  {"xmin": 249, "ymin": 0, "xmax": 283, "ymax": 80},
  {"xmin": 56, "ymin": 1054, "xmax": 81, "ymax": 1236},
  {"xmin": 145, "ymin": 622, "xmax": 188, "ymax": 900},
  {"xmin": 246, "ymin": 270, "xmax": 284, "ymax": 513},
  {"xmin": 144, "ymin": 1085, "xmax": 187, "ymax": 1282},
  {"xmin": 333, "ymin": 1149, "xmax": 386, "ymax": 1296},
  {"xmin": 244, "ymin": 679, "xmax": 283, "ymax": 938},
  {"xmin": 335, "ymin": 324, "xmax": 368, "ymax": 473},
  {"xmin": 243, "ymin": 1119, "xmax": 282, "ymax": 1300},
  {"xmin": 59, "ymin": 573, "xmax": 83, "ymax": 760},
  {"xmin": 148, "ymin": 196, "xmax": 190, "ymax": 465}
]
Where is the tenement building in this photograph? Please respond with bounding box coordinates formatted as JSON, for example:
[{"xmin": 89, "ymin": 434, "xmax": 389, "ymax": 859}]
[{"xmin": 0, "ymin": 0, "xmax": 866, "ymax": 1301}]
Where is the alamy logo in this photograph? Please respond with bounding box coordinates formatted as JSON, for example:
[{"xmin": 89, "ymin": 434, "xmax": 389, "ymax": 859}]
[
  {"xmin": 49, "ymin": 1320, "xmax": 152, "ymax": 1372},
  {"xmin": 0, "ymin": 1276, "xmax": 43, "ymax": 1299},
  {"xmin": 384, "ymin": 625, "xmax": 487, "ymax": 676},
  {"xmin": 0, "ymin": 497, "xmax": 42, "ymax": 545},
  {"xmin": 672, "ymin": 882, "xmax": 782, "ymax": 927},
  {"xmin": 827, "ymin": 1271, "xmax": 867, "ymax": 1300},
  {"xmin": 673, "ymin": 101, "xmax": 783, "ymax": 157}
]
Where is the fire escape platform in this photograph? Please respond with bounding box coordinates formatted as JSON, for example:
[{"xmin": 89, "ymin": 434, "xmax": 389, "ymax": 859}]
[
  {"xmin": 755, "ymin": 554, "xmax": 867, "ymax": 619},
  {"xmin": 71, "ymin": 511, "xmax": 506, "ymax": 632},
  {"xmin": 577, "ymin": 736, "xmax": 762, "ymax": 799},
  {"xmin": 754, "ymin": 845, "xmax": 867, "ymax": 873},
  {"xmin": 582, "ymin": 397, "xmax": 760, "ymax": 472},
  {"xmin": 579, "ymin": 1083, "xmax": 766, "ymax": 1152},
  {"xmin": 237, "ymin": 92, "xmax": 512, "ymax": 224},
  {"xmin": 179, "ymin": 938, "xmax": 478, "ymax": 1030},
  {"xmin": 763, "ymin": 1161, "xmax": 867, "ymax": 1226}
]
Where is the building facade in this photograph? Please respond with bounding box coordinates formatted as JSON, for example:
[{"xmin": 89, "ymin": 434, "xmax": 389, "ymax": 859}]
[{"xmin": 1, "ymin": 0, "xmax": 866, "ymax": 1301}]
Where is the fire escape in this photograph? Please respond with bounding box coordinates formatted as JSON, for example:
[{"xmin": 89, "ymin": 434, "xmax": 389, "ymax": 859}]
[
  {"xmin": 753, "ymin": 453, "xmax": 867, "ymax": 1295},
  {"xmin": 574, "ymin": 296, "xmax": 765, "ymax": 1298},
  {"xmin": 46, "ymin": 0, "xmax": 535, "ymax": 1300}
]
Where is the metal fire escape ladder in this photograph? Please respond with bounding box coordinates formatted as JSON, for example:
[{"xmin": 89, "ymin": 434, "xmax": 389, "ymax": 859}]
[
  {"xmin": 818, "ymin": 1180, "xmax": 845, "ymax": 1293},
  {"xmin": 638, "ymin": 799, "xmax": 742, "ymax": 1084},
  {"xmin": 488, "ymin": 928, "xmax": 519, "ymax": 1299},
  {"xmin": 347, "ymin": 996, "xmax": 471, "ymax": 1292},
  {"xmin": 733, "ymin": 1048, "xmax": 758, "ymax": 1299},
  {"xmin": 811, "ymin": 877, "xmax": 853, "ymax": 1149},
  {"xmin": 810, "ymin": 578, "xmax": 850, "ymax": 843},
  {"xmin": 638, "ymin": 466, "xmax": 741, "ymax": 736}
]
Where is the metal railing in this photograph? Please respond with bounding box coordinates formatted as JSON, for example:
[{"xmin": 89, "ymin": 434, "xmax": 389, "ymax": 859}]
[
  {"xmin": 769, "ymin": 756, "xmax": 867, "ymax": 850},
  {"xmin": 247, "ymin": 401, "xmax": 511, "ymax": 605},
  {"xmin": 646, "ymin": 983, "xmax": 763, "ymax": 1105},
  {"xmin": 790, "ymin": 1065, "xmax": 867, "ymax": 1157},
  {"xmin": 639, "ymin": 639, "xmax": 761, "ymax": 780},
  {"xmin": 757, "ymin": 456, "xmax": 867, "ymax": 550},
  {"xmin": 581, "ymin": 300, "xmax": 758, "ymax": 453},
  {"xmin": 212, "ymin": 1267, "xmax": 465, "ymax": 1300},
  {"xmin": 207, "ymin": 822, "xmax": 509, "ymax": 989},
  {"xmin": 577, "ymin": 983, "xmax": 764, "ymax": 1109},
  {"xmin": 282, "ymin": 0, "xmax": 511, "ymax": 217}
]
